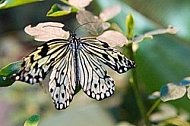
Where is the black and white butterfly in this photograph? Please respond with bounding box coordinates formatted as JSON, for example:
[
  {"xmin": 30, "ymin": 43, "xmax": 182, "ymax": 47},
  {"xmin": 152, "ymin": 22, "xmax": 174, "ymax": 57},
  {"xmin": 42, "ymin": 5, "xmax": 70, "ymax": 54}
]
[{"xmin": 12, "ymin": 32, "xmax": 136, "ymax": 110}]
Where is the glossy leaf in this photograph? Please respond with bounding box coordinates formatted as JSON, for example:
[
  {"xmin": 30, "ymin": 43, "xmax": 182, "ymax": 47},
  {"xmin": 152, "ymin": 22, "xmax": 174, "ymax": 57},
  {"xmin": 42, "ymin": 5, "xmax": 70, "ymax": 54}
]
[
  {"xmin": 47, "ymin": 4, "xmax": 78, "ymax": 17},
  {"xmin": 0, "ymin": 0, "xmax": 42, "ymax": 9},
  {"xmin": 160, "ymin": 83, "xmax": 186, "ymax": 102},
  {"xmin": 24, "ymin": 114, "xmax": 40, "ymax": 126},
  {"xmin": 0, "ymin": 61, "xmax": 21, "ymax": 87},
  {"xmin": 181, "ymin": 77, "xmax": 190, "ymax": 86},
  {"xmin": 126, "ymin": 14, "xmax": 134, "ymax": 39}
]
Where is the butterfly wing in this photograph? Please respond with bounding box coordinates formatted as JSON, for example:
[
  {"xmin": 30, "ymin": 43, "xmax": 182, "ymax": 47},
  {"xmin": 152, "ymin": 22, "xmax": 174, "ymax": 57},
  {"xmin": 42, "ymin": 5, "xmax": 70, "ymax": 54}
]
[
  {"xmin": 78, "ymin": 46, "xmax": 115, "ymax": 101},
  {"xmin": 78, "ymin": 38, "xmax": 135, "ymax": 100},
  {"xmin": 12, "ymin": 39, "xmax": 70, "ymax": 84},
  {"xmin": 80, "ymin": 39, "xmax": 136, "ymax": 73},
  {"xmin": 49, "ymin": 49, "xmax": 76, "ymax": 110}
]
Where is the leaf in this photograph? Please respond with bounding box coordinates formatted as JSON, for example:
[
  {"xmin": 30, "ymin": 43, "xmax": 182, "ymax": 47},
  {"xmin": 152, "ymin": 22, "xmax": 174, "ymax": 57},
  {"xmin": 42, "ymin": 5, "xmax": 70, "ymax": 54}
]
[
  {"xmin": 46, "ymin": 4, "xmax": 78, "ymax": 17},
  {"xmin": 24, "ymin": 22, "xmax": 70, "ymax": 41},
  {"xmin": 132, "ymin": 26, "xmax": 178, "ymax": 43},
  {"xmin": 186, "ymin": 87, "xmax": 190, "ymax": 99},
  {"xmin": 160, "ymin": 83, "xmax": 186, "ymax": 102},
  {"xmin": 76, "ymin": 10, "xmax": 103, "ymax": 35},
  {"xmin": 0, "ymin": 0, "xmax": 42, "ymax": 9},
  {"xmin": 126, "ymin": 14, "xmax": 134, "ymax": 39},
  {"xmin": 0, "ymin": 61, "xmax": 21, "ymax": 87},
  {"xmin": 24, "ymin": 114, "xmax": 40, "ymax": 126},
  {"xmin": 68, "ymin": 0, "xmax": 92, "ymax": 8},
  {"xmin": 132, "ymin": 35, "xmax": 153, "ymax": 43},
  {"xmin": 99, "ymin": 5, "xmax": 121, "ymax": 21},
  {"xmin": 144, "ymin": 25, "xmax": 178, "ymax": 36},
  {"xmin": 97, "ymin": 30, "xmax": 128, "ymax": 47},
  {"xmin": 148, "ymin": 91, "xmax": 160, "ymax": 100},
  {"xmin": 149, "ymin": 104, "xmax": 177, "ymax": 122},
  {"xmin": 181, "ymin": 77, "xmax": 190, "ymax": 86}
]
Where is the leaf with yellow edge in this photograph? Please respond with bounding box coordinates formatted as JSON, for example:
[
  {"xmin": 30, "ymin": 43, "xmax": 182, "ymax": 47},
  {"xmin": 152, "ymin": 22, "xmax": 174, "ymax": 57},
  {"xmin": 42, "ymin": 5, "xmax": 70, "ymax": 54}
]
[
  {"xmin": 24, "ymin": 114, "xmax": 40, "ymax": 126},
  {"xmin": 0, "ymin": 0, "xmax": 42, "ymax": 9}
]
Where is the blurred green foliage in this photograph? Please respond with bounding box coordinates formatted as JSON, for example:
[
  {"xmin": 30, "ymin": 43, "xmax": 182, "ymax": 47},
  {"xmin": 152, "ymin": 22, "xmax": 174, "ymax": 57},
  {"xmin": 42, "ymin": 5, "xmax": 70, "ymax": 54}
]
[{"xmin": 0, "ymin": 0, "xmax": 190, "ymax": 126}]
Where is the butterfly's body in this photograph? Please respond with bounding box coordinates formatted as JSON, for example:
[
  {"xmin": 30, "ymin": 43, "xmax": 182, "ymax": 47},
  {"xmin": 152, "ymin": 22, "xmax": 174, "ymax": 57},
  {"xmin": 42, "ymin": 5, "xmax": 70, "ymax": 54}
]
[
  {"xmin": 71, "ymin": 34, "xmax": 80, "ymax": 84},
  {"xmin": 12, "ymin": 33, "xmax": 135, "ymax": 110}
]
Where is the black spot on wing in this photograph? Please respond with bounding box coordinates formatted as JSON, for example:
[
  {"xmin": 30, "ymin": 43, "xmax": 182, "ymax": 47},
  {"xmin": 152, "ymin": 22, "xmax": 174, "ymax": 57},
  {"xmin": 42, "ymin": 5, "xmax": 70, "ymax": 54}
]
[
  {"xmin": 102, "ymin": 42, "xmax": 109, "ymax": 48},
  {"xmin": 33, "ymin": 63, "xmax": 38, "ymax": 71},
  {"xmin": 61, "ymin": 93, "xmax": 64, "ymax": 98},
  {"xmin": 113, "ymin": 57, "xmax": 118, "ymax": 62},
  {"xmin": 21, "ymin": 61, "xmax": 26, "ymax": 67},
  {"xmin": 102, "ymin": 54, "xmax": 110, "ymax": 61},
  {"xmin": 118, "ymin": 54, "xmax": 122, "ymax": 62},
  {"xmin": 30, "ymin": 55, "xmax": 35, "ymax": 64},
  {"xmin": 55, "ymin": 94, "xmax": 59, "ymax": 98},
  {"xmin": 38, "ymin": 43, "xmax": 49, "ymax": 57},
  {"xmin": 94, "ymin": 83, "xmax": 98, "ymax": 88}
]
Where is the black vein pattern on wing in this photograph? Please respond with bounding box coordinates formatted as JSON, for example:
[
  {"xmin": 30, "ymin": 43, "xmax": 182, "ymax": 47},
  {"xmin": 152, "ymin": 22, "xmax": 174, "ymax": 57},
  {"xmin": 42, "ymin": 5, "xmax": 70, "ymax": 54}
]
[{"xmin": 80, "ymin": 39, "xmax": 135, "ymax": 73}]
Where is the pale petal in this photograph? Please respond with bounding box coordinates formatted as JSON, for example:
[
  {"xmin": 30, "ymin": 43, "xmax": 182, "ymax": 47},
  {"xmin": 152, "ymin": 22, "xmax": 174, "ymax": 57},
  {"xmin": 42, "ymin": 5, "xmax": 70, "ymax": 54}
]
[
  {"xmin": 24, "ymin": 22, "xmax": 70, "ymax": 41},
  {"xmin": 99, "ymin": 5, "xmax": 121, "ymax": 21},
  {"xmin": 97, "ymin": 30, "xmax": 128, "ymax": 47},
  {"xmin": 68, "ymin": 0, "xmax": 92, "ymax": 8}
]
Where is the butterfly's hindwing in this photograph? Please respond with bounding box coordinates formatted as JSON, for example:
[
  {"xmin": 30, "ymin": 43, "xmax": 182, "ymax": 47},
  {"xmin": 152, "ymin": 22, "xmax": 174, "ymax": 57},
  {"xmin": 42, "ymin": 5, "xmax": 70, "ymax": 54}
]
[
  {"xmin": 49, "ymin": 48, "xmax": 76, "ymax": 110},
  {"xmin": 78, "ymin": 46, "xmax": 115, "ymax": 100}
]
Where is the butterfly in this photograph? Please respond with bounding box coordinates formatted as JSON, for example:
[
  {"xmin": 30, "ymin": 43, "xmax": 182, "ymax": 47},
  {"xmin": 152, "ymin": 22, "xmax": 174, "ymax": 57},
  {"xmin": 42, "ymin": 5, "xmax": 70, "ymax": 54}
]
[{"xmin": 11, "ymin": 32, "xmax": 136, "ymax": 110}]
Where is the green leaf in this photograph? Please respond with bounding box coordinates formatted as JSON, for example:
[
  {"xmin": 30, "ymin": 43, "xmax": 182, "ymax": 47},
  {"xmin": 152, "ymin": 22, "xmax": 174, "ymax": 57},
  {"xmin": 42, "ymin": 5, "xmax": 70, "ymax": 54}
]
[
  {"xmin": 0, "ymin": 61, "xmax": 21, "ymax": 87},
  {"xmin": 47, "ymin": 4, "xmax": 78, "ymax": 17},
  {"xmin": 0, "ymin": 0, "xmax": 42, "ymax": 9},
  {"xmin": 181, "ymin": 77, "xmax": 190, "ymax": 86},
  {"xmin": 24, "ymin": 114, "xmax": 40, "ymax": 126},
  {"xmin": 150, "ymin": 104, "xmax": 177, "ymax": 122},
  {"xmin": 126, "ymin": 14, "xmax": 134, "ymax": 39}
]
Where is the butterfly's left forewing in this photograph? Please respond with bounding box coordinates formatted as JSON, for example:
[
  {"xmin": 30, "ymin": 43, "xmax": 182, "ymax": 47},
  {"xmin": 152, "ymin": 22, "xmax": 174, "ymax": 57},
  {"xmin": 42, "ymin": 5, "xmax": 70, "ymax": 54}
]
[{"xmin": 12, "ymin": 39, "xmax": 70, "ymax": 84}]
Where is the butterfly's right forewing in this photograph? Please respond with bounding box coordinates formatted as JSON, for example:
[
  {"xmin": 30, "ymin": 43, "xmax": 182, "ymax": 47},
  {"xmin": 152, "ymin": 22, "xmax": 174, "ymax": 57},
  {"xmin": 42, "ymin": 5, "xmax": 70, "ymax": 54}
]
[{"xmin": 81, "ymin": 39, "xmax": 136, "ymax": 73}]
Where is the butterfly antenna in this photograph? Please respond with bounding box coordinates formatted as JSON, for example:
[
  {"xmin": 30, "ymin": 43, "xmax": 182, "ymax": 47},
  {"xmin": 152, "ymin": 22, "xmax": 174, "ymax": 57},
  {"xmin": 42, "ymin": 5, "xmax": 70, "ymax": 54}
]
[{"xmin": 74, "ymin": 22, "xmax": 95, "ymax": 33}]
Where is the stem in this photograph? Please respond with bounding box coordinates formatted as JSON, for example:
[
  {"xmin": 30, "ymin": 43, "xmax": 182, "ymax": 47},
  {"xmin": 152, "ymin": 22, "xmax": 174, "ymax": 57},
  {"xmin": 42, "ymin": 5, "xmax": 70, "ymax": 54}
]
[
  {"xmin": 146, "ymin": 98, "xmax": 161, "ymax": 117},
  {"xmin": 126, "ymin": 43, "xmax": 151, "ymax": 126}
]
